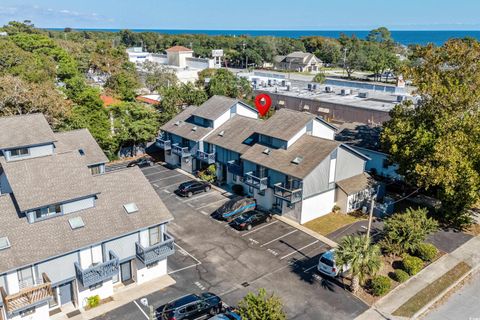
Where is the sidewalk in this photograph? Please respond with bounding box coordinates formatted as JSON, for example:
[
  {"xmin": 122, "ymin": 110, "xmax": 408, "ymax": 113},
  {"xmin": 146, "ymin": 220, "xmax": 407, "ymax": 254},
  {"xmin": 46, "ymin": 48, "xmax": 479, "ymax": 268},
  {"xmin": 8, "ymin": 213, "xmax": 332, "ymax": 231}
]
[
  {"xmin": 274, "ymin": 215, "xmax": 338, "ymax": 248},
  {"xmin": 355, "ymin": 236, "xmax": 480, "ymax": 320},
  {"xmin": 53, "ymin": 275, "xmax": 176, "ymax": 320}
]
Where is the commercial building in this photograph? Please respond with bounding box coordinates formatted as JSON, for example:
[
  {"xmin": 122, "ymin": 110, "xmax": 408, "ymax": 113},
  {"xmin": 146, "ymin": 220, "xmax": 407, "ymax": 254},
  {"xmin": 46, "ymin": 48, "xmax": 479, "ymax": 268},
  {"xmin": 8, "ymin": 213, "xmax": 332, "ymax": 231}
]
[
  {"xmin": 0, "ymin": 114, "xmax": 174, "ymax": 320},
  {"xmin": 127, "ymin": 46, "xmax": 220, "ymax": 84},
  {"xmin": 157, "ymin": 96, "xmax": 377, "ymax": 224}
]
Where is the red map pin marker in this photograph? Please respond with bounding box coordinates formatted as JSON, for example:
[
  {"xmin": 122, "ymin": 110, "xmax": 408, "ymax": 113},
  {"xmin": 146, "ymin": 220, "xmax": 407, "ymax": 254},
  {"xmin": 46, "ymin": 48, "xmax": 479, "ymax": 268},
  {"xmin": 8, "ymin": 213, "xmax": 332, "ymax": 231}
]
[{"xmin": 254, "ymin": 94, "xmax": 272, "ymax": 117}]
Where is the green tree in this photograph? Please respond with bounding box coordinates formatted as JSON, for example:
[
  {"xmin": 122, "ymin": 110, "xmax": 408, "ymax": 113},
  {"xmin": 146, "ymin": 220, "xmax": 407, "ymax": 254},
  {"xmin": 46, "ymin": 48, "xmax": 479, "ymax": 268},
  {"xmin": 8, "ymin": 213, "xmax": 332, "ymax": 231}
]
[
  {"xmin": 381, "ymin": 208, "xmax": 438, "ymax": 255},
  {"xmin": 367, "ymin": 27, "xmax": 394, "ymax": 47},
  {"xmin": 313, "ymin": 71, "xmax": 326, "ymax": 84},
  {"xmin": 238, "ymin": 288, "xmax": 286, "ymax": 320},
  {"xmin": 110, "ymin": 102, "xmax": 159, "ymax": 157},
  {"xmin": 335, "ymin": 235, "xmax": 382, "ymax": 294},
  {"xmin": 207, "ymin": 69, "xmax": 252, "ymax": 99},
  {"xmin": 381, "ymin": 39, "xmax": 480, "ymax": 226},
  {"xmin": 338, "ymin": 35, "xmax": 369, "ymax": 78},
  {"xmin": 143, "ymin": 61, "xmax": 178, "ymax": 92},
  {"xmin": 105, "ymin": 70, "xmax": 140, "ymax": 101}
]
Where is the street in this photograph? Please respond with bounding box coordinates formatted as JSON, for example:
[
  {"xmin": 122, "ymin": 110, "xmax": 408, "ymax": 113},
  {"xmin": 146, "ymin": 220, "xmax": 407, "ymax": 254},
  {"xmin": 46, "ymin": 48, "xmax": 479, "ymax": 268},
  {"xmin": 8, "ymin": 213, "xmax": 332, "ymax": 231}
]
[{"xmin": 96, "ymin": 163, "xmax": 368, "ymax": 320}]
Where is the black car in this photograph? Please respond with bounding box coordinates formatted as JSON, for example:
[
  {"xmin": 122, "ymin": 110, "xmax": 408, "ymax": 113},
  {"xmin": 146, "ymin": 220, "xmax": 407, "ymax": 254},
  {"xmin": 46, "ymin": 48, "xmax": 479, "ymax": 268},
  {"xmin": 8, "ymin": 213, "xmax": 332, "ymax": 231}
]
[
  {"xmin": 176, "ymin": 180, "xmax": 211, "ymax": 197},
  {"xmin": 160, "ymin": 292, "xmax": 223, "ymax": 320},
  {"xmin": 127, "ymin": 157, "xmax": 153, "ymax": 168},
  {"xmin": 230, "ymin": 210, "xmax": 273, "ymax": 231}
]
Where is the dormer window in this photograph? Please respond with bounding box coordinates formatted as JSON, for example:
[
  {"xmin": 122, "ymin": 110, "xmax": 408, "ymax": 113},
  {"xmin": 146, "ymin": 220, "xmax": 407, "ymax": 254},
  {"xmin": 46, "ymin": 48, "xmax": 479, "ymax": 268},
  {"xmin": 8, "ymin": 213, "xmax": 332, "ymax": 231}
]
[
  {"xmin": 10, "ymin": 148, "xmax": 29, "ymax": 157},
  {"xmin": 35, "ymin": 204, "xmax": 62, "ymax": 220}
]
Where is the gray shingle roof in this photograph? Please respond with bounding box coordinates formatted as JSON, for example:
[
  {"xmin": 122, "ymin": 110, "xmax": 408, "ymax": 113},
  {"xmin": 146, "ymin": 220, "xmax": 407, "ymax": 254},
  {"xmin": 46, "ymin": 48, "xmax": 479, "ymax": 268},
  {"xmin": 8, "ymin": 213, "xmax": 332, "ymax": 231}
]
[
  {"xmin": 191, "ymin": 95, "xmax": 238, "ymax": 121},
  {"xmin": 256, "ymin": 109, "xmax": 315, "ymax": 141},
  {"xmin": 0, "ymin": 167, "xmax": 173, "ymax": 274},
  {"xmin": 0, "ymin": 151, "xmax": 98, "ymax": 212},
  {"xmin": 0, "ymin": 114, "xmax": 56, "ymax": 150},
  {"xmin": 335, "ymin": 122, "xmax": 383, "ymax": 152},
  {"xmin": 54, "ymin": 129, "xmax": 109, "ymax": 166},
  {"xmin": 161, "ymin": 106, "xmax": 214, "ymax": 141},
  {"xmin": 241, "ymin": 135, "xmax": 340, "ymax": 179},
  {"xmin": 204, "ymin": 116, "xmax": 262, "ymax": 154},
  {"xmin": 336, "ymin": 173, "xmax": 376, "ymax": 195}
]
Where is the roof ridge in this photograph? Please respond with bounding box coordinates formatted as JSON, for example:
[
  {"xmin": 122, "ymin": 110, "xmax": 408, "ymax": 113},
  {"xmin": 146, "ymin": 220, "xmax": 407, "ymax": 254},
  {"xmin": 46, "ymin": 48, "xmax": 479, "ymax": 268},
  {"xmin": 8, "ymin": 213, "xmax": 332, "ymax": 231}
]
[{"xmin": 0, "ymin": 113, "xmax": 45, "ymax": 120}]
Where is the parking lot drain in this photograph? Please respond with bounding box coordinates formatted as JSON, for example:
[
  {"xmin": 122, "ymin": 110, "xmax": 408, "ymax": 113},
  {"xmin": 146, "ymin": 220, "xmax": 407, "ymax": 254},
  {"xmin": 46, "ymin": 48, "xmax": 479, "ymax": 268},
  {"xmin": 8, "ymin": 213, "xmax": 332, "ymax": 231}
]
[{"xmin": 241, "ymin": 282, "xmax": 250, "ymax": 287}]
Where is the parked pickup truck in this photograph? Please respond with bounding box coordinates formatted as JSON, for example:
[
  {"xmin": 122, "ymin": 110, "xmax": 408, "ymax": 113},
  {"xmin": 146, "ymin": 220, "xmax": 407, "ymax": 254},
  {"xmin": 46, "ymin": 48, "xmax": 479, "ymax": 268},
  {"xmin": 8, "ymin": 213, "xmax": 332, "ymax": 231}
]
[{"xmin": 212, "ymin": 196, "xmax": 256, "ymax": 221}]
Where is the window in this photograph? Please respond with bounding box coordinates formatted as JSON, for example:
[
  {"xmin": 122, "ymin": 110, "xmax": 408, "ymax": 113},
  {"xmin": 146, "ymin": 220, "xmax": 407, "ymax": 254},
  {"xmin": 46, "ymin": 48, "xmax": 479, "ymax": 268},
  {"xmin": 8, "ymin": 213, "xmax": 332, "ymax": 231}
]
[
  {"xmin": 35, "ymin": 205, "xmax": 61, "ymax": 220},
  {"xmin": 89, "ymin": 282, "xmax": 103, "ymax": 291},
  {"xmin": 18, "ymin": 267, "xmax": 34, "ymax": 289},
  {"xmin": 10, "ymin": 148, "xmax": 29, "ymax": 157},
  {"xmin": 90, "ymin": 165, "xmax": 101, "ymax": 175},
  {"xmin": 149, "ymin": 226, "xmax": 161, "ymax": 246}
]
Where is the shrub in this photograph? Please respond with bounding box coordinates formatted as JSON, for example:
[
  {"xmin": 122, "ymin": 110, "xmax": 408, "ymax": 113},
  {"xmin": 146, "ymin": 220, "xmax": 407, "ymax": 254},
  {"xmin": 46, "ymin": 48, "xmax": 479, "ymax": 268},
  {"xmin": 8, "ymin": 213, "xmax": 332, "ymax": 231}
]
[
  {"xmin": 232, "ymin": 184, "xmax": 244, "ymax": 196},
  {"xmin": 392, "ymin": 269, "xmax": 410, "ymax": 283},
  {"xmin": 414, "ymin": 243, "xmax": 438, "ymax": 262},
  {"xmin": 402, "ymin": 255, "xmax": 424, "ymax": 275},
  {"xmin": 87, "ymin": 295, "xmax": 100, "ymax": 309},
  {"xmin": 370, "ymin": 275, "xmax": 391, "ymax": 296}
]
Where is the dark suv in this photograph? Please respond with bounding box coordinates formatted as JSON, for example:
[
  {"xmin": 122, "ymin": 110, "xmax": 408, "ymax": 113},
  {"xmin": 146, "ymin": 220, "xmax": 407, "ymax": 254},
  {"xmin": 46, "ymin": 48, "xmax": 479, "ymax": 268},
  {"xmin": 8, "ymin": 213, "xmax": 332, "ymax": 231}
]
[
  {"xmin": 176, "ymin": 180, "xmax": 211, "ymax": 197},
  {"xmin": 127, "ymin": 157, "xmax": 153, "ymax": 168},
  {"xmin": 160, "ymin": 293, "xmax": 223, "ymax": 320}
]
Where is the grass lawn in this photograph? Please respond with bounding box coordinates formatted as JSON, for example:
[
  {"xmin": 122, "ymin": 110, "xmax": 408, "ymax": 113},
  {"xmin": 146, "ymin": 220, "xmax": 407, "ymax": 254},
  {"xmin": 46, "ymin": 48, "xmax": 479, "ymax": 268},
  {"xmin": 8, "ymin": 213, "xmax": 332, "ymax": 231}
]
[
  {"xmin": 304, "ymin": 212, "xmax": 366, "ymax": 236},
  {"xmin": 392, "ymin": 261, "xmax": 471, "ymax": 318}
]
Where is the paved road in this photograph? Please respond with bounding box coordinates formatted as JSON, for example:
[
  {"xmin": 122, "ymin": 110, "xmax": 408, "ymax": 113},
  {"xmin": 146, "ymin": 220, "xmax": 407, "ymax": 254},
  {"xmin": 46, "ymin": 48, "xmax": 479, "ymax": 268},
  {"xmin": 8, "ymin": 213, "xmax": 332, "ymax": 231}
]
[
  {"xmin": 424, "ymin": 270, "xmax": 480, "ymax": 320},
  {"xmin": 95, "ymin": 163, "xmax": 367, "ymax": 320}
]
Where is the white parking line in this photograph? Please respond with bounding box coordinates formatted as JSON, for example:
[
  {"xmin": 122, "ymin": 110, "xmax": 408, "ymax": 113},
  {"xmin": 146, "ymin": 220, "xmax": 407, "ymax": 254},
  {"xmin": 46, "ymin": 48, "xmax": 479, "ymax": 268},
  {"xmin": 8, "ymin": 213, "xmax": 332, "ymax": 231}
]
[
  {"xmin": 163, "ymin": 190, "xmax": 171, "ymax": 194},
  {"xmin": 241, "ymin": 221, "xmax": 278, "ymax": 237},
  {"xmin": 200, "ymin": 210, "xmax": 208, "ymax": 216},
  {"xmin": 181, "ymin": 192, "xmax": 218, "ymax": 203},
  {"xmin": 279, "ymin": 240, "xmax": 319, "ymax": 260},
  {"xmin": 196, "ymin": 198, "xmax": 229, "ymax": 210},
  {"xmin": 157, "ymin": 181, "xmax": 186, "ymax": 190},
  {"xmin": 174, "ymin": 243, "xmax": 202, "ymax": 265},
  {"xmin": 304, "ymin": 264, "xmax": 318, "ymax": 273},
  {"xmin": 149, "ymin": 173, "xmax": 184, "ymax": 183},
  {"xmin": 168, "ymin": 264, "xmax": 199, "ymax": 275},
  {"xmin": 143, "ymin": 169, "xmax": 170, "ymax": 176},
  {"xmin": 133, "ymin": 300, "xmax": 149, "ymax": 319},
  {"xmin": 260, "ymin": 230, "xmax": 297, "ymax": 247}
]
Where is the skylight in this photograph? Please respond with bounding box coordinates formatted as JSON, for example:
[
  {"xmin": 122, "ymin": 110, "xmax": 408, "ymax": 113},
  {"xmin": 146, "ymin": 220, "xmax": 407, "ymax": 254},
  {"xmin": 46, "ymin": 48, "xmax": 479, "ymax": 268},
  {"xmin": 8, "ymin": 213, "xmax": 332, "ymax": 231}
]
[
  {"xmin": 69, "ymin": 217, "xmax": 85, "ymax": 230},
  {"xmin": 243, "ymin": 137, "xmax": 255, "ymax": 146},
  {"xmin": 123, "ymin": 203, "xmax": 138, "ymax": 214},
  {"xmin": 0, "ymin": 236, "xmax": 10, "ymax": 251},
  {"xmin": 292, "ymin": 156, "xmax": 304, "ymax": 164}
]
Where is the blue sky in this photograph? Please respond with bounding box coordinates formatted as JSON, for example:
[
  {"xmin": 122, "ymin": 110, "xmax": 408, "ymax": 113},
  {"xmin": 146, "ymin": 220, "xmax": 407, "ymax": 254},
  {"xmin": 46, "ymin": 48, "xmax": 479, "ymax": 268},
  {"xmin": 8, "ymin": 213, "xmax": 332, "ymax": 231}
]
[{"xmin": 1, "ymin": 0, "xmax": 480, "ymax": 30}]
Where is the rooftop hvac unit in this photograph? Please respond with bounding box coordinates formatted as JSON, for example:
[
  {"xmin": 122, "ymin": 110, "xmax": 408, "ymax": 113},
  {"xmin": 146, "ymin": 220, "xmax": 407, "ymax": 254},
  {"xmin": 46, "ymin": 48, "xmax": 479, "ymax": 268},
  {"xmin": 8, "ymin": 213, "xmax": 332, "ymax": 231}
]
[
  {"xmin": 359, "ymin": 92, "xmax": 369, "ymax": 98},
  {"xmin": 268, "ymin": 79, "xmax": 273, "ymax": 86},
  {"xmin": 281, "ymin": 80, "xmax": 286, "ymax": 86},
  {"xmin": 325, "ymin": 86, "xmax": 332, "ymax": 93},
  {"xmin": 312, "ymin": 84, "xmax": 317, "ymax": 91},
  {"xmin": 285, "ymin": 81, "xmax": 291, "ymax": 87},
  {"xmin": 307, "ymin": 83, "xmax": 313, "ymax": 91},
  {"xmin": 341, "ymin": 89, "xmax": 351, "ymax": 96},
  {"xmin": 397, "ymin": 95, "xmax": 407, "ymax": 102},
  {"xmin": 286, "ymin": 84, "xmax": 291, "ymax": 91}
]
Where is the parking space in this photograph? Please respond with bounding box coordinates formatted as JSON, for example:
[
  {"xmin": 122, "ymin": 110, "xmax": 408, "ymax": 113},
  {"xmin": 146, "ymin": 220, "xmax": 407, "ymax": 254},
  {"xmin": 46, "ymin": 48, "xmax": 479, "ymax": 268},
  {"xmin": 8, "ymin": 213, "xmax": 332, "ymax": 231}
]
[{"xmin": 95, "ymin": 163, "xmax": 368, "ymax": 320}]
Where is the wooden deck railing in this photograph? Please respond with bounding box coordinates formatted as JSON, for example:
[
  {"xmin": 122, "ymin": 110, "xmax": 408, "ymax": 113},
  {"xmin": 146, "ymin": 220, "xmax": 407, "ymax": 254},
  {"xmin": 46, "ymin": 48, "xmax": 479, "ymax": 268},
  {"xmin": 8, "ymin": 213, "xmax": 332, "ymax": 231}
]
[{"xmin": 1, "ymin": 273, "xmax": 52, "ymax": 314}]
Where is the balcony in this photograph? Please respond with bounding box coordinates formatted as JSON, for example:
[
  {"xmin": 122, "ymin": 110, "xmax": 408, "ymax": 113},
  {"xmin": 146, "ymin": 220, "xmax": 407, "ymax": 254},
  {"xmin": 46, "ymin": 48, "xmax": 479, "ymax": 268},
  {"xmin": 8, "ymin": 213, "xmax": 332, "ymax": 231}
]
[
  {"xmin": 0, "ymin": 273, "xmax": 52, "ymax": 315},
  {"xmin": 196, "ymin": 150, "xmax": 216, "ymax": 164},
  {"xmin": 227, "ymin": 160, "xmax": 243, "ymax": 176},
  {"xmin": 156, "ymin": 137, "xmax": 171, "ymax": 150},
  {"xmin": 244, "ymin": 172, "xmax": 268, "ymax": 191},
  {"xmin": 172, "ymin": 144, "xmax": 191, "ymax": 158},
  {"xmin": 136, "ymin": 233, "xmax": 175, "ymax": 265},
  {"xmin": 75, "ymin": 251, "xmax": 119, "ymax": 288},
  {"xmin": 274, "ymin": 183, "xmax": 303, "ymax": 204}
]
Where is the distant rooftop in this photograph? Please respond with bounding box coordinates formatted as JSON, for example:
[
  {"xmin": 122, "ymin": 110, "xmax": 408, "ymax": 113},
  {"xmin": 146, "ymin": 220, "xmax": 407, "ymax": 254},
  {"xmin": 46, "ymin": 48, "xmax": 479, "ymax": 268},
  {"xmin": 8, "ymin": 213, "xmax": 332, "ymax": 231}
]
[
  {"xmin": 335, "ymin": 122, "xmax": 383, "ymax": 152},
  {"xmin": 166, "ymin": 45, "xmax": 193, "ymax": 53}
]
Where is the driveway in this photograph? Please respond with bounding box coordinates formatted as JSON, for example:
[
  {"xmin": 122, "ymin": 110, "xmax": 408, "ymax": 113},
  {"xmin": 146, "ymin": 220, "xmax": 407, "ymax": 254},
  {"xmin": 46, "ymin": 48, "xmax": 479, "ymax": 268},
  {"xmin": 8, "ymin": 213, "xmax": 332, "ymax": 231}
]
[{"xmin": 96, "ymin": 163, "xmax": 367, "ymax": 320}]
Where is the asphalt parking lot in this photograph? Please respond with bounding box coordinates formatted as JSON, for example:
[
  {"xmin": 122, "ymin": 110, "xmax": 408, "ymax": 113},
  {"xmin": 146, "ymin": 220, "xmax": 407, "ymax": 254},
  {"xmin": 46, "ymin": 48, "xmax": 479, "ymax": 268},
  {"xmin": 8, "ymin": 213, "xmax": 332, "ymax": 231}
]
[{"xmin": 96, "ymin": 163, "xmax": 368, "ymax": 320}]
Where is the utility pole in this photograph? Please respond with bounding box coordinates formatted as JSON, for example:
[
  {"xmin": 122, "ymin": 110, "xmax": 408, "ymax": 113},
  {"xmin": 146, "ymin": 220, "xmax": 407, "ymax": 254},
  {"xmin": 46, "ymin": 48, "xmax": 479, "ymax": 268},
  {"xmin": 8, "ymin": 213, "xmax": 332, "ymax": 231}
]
[
  {"xmin": 365, "ymin": 186, "xmax": 379, "ymax": 248},
  {"xmin": 342, "ymin": 47, "xmax": 347, "ymax": 77}
]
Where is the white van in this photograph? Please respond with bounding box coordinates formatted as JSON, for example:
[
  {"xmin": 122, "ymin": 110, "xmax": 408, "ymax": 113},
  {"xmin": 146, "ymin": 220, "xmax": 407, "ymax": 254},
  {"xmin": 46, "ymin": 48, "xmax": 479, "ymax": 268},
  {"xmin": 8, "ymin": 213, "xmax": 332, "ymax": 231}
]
[{"xmin": 317, "ymin": 249, "xmax": 350, "ymax": 277}]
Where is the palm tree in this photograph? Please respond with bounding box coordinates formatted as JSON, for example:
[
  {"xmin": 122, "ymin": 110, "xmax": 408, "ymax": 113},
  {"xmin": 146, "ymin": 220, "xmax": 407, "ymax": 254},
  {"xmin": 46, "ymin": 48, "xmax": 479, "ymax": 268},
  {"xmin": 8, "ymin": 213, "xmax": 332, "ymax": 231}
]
[{"xmin": 335, "ymin": 235, "xmax": 382, "ymax": 294}]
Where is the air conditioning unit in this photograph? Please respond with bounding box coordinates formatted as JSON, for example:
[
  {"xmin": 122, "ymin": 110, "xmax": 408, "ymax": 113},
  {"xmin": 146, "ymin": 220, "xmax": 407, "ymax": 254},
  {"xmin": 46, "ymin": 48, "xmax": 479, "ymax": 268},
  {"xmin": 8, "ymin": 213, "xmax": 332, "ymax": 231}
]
[
  {"xmin": 359, "ymin": 92, "xmax": 369, "ymax": 98},
  {"xmin": 397, "ymin": 95, "xmax": 407, "ymax": 102},
  {"xmin": 281, "ymin": 80, "xmax": 286, "ymax": 86},
  {"xmin": 312, "ymin": 84, "xmax": 317, "ymax": 91},
  {"xmin": 286, "ymin": 85, "xmax": 291, "ymax": 91},
  {"xmin": 325, "ymin": 86, "xmax": 332, "ymax": 93},
  {"xmin": 307, "ymin": 83, "xmax": 313, "ymax": 91},
  {"xmin": 341, "ymin": 89, "xmax": 351, "ymax": 96}
]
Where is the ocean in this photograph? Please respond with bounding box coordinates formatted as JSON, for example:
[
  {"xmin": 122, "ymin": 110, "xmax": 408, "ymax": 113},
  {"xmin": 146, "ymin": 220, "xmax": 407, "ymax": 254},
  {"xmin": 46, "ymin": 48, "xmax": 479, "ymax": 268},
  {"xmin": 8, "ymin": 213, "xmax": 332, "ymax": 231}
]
[{"xmin": 60, "ymin": 29, "xmax": 480, "ymax": 46}]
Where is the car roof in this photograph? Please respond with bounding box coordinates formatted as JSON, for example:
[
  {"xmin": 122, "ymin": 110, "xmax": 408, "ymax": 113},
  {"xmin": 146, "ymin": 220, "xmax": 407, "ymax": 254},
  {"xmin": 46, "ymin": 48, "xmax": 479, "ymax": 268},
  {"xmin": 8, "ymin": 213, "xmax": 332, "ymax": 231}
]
[
  {"xmin": 171, "ymin": 294, "xmax": 200, "ymax": 307},
  {"xmin": 321, "ymin": 249, "xmax": 335, "ymax": 261},
  {"xmin": 180, "ymin": 180, "xmax": 200, "ymax": 186}
]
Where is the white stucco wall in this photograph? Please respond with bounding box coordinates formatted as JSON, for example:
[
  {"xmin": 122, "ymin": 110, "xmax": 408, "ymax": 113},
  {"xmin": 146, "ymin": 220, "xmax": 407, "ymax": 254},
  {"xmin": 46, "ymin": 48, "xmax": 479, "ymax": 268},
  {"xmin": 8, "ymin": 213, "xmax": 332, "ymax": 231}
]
[
  {"xmin": 8, "ymin": 303, "xmax": 49, "ymax": 320},
  {"xmin": 300, "ymin": 189, "xmax": 335, "ymax": 224},
  {"xmin": 213, "ymin": 109, "xmax": 232, "ymax": 129},
  {"xmin": 235, "ymin": 103, "xmax": 258, "ymax": 119},
  {"xmin": 135, "ymin": 259, "xmax": 167, "ymax": 285},
  {"xmin": 6, "ymin": 271, "xmax": 19, "ymax": 294},
  {"xmin": 287, "ymin": 127, "xmax": 307, "ymax": 148},
  {"xmin": 76, "ymin": 279, "xmax": 114, "ymax": 308}
]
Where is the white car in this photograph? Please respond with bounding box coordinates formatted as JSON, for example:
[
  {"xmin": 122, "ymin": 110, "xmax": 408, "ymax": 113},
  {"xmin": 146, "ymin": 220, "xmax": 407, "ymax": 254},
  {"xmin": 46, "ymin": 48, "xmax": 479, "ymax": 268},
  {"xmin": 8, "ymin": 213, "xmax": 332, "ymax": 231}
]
[{"xmin": 317, "ymin": 249, "xmax": 349, "ymax": 277}]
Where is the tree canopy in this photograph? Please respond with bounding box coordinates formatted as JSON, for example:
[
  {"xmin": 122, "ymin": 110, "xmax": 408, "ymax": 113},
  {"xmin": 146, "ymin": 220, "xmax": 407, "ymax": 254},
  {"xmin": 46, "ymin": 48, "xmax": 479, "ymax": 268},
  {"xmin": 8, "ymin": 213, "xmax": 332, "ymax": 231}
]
[{"xmin": 238, "ymin": 288, "xmax": 286, "ymax": 320}]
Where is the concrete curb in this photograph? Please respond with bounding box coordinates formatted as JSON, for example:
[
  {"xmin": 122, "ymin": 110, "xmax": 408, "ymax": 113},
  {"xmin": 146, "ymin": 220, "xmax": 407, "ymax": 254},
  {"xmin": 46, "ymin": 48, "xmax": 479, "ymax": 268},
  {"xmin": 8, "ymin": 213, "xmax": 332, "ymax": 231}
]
[{"xmin": 413, "ymin": 261, "xmax": 480, "ymax": 319}]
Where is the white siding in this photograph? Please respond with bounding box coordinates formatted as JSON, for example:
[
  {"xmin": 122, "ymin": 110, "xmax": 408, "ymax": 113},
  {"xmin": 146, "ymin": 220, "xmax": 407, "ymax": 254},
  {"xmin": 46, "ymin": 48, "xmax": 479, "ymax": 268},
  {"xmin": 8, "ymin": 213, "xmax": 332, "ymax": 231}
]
[
  {"xmin": 300, "ymin": 189, "xmax": 335, "ymax": 224},
  {"xmin": 287, "ymin": 127, "xmax": 307, "ymax": 148},
  {"xmin": 328, "ymin": 158, "xmax": 336, "ymax": 183},
  {"xmin": 353, "ymin": 147, "xmax": 402, "ymax": 181},
  {"xmin": 62, "ymin": 197, "xmax": 95, "ymax": 215},
  {"xmin": 309, "ymin": 119, "xmax": 335, "ymax": 140},
  {"xmin": 135, "ymin": 259, "xmax": 167, "ymax": 285},
  {"xmin": 6, "ymin": 271, "xmax": 19, "ymax": 294},
  {"xmin": 302, "ymin": 156, "xmax": 331, "ymax": 197},
  {"xmin": 235, "ymin": 103, "xmax": 258, "ymax": 119},
  {"xmin": 79, "ymin": 248, "xmax": 92, "ymax": 269},
  {"xmin": 36, "ymin": 252, "xmax": 79, "ymax": 285},
  {"xmin": 335, "ymin": 146, "xmax": 366, "ymax": 182},
  {"xmin": 76, "ymin": 279, "xmax": 114, "ymax": 308},
  {"xmin": 91, "ymin": 245, "xmax": 103, "ymax": 265},
  {"xmin": 8, "ymin": 303, "xmax": 49, "ymax": 320},
  {"xmin": 139, "ymin": 230, "xmax": 149, "ymax": 247},
  {"xmin": 213, "ymin": 109, "xmax": 231, "ymax": 129},
  {"xmin": 4, "ymin": 143, "xmax": 54, "ymax": 162},
  {"xmin": 253, "ymin": 188, "xmax": 275, "ymax": 210},
  {"xmin": 104, "ymin": 233, "xmax": 138, "ymax": 261}
]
